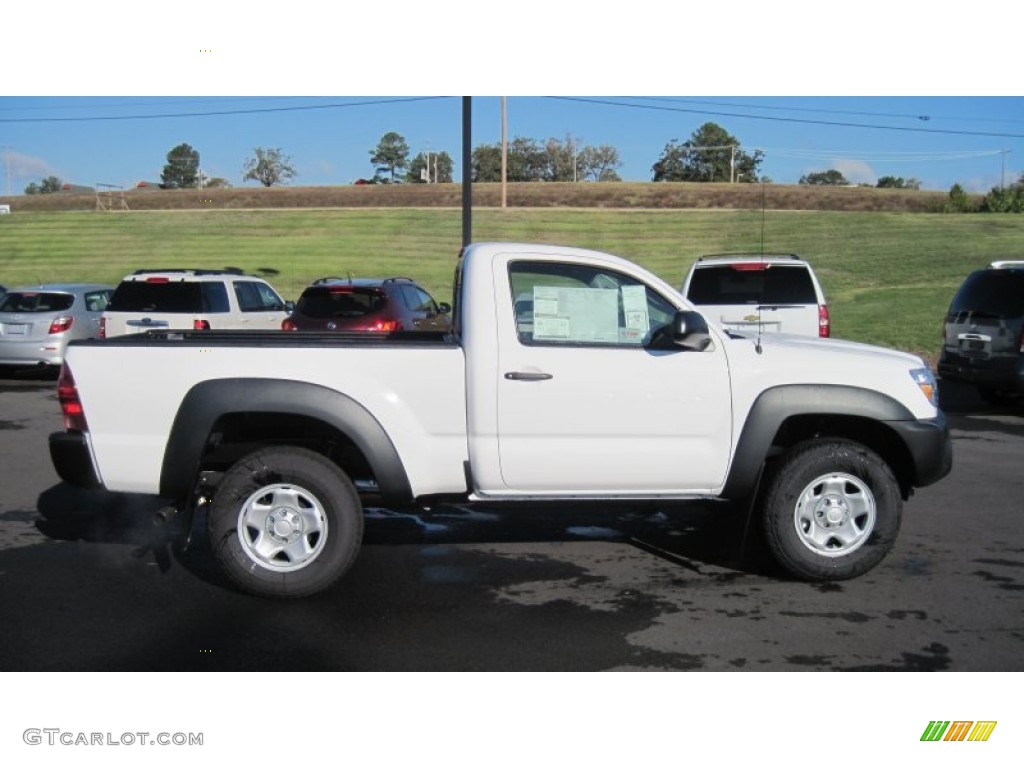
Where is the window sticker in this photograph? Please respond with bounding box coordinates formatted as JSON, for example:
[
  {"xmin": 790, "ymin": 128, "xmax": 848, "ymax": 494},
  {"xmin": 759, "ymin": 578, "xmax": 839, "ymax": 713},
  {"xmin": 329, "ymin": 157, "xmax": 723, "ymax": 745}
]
[
  {"xmin": 621, "ymin": 285, "xmax": 650, "ymax": 333},
  {"xmin": 532, "ymin": 285, "xmax": 619, "ymax": 343}
]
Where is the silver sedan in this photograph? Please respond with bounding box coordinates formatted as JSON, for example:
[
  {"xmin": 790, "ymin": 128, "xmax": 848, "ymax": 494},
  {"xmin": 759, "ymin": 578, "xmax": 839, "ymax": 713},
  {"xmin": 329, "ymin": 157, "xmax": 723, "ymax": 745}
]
[{"xmin": 0, "ymin": 283, "xmax": 114, "ymax": 369}]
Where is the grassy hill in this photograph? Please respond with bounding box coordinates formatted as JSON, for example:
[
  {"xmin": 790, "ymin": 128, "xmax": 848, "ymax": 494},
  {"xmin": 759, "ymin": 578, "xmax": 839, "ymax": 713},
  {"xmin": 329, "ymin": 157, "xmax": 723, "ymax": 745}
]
[
  {"xmin": 1, "ymin": 181, "xmax": 958, "ymax": 214},
  {"xmin": 3, "ymin": 198, "xmax": 1022, "ymax": 362},
  {"xmin": 2, "ymin": 181, "xmax": 1019, "ymax": 363}
]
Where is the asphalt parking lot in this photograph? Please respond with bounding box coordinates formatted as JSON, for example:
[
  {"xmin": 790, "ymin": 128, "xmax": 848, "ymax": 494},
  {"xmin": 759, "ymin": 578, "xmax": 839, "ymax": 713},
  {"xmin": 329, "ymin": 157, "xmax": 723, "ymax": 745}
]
[{"xmin": 0, "ymin": 366, "xmax": 1022, "ymax": 671}]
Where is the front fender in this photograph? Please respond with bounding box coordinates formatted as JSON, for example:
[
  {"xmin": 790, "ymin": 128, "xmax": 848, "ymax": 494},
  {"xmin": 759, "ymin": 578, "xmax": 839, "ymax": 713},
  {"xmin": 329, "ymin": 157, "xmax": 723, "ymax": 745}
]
[{"xmin": 720, "ymin": 384, "xmax": 921, "ymax": 500}]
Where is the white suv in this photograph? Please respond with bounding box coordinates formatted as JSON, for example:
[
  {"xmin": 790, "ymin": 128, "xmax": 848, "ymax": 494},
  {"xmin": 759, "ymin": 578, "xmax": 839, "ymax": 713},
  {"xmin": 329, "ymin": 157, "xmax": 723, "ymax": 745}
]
[
  {"xmin": 101, "ymin": 269, "xmax": 291, "ymax": 338},
  {"xmin": 681, "ymin": 253, "xmax": 830, "ymax": 338}
]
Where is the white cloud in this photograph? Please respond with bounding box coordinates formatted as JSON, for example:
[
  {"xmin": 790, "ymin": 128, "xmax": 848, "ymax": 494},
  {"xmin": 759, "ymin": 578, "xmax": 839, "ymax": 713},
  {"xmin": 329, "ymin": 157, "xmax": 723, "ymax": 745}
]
[
  {"xmin": 3, "ymin": 150, "xmax": 60, "ymax": 181},
  {"xmin": 832, "ymin": 159, "xmax": 876, "ymax": 185}
]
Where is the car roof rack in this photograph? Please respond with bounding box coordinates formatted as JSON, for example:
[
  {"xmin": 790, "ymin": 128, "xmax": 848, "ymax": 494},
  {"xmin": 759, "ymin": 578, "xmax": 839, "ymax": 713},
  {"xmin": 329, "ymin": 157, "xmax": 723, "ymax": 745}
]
[
  {"xmin": 131, "ymin": 268, "xmax": 246, "ymax": 276},
  {"xmin": 697, "ymin": 253, "xmax": 802, "ymax": 261},
  {"xmin": 989, "ymin": 260, "xmax": 1024, "ymax": 270},
  {"xmin": 311, "ymin": 276, "xmax": 415, "ymax": 285}
]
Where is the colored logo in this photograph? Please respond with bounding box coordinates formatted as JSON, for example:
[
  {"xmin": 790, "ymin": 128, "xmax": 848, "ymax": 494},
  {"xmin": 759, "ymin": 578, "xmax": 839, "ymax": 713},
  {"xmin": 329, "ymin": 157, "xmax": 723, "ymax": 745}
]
[{"xmin": 921, "ymin": 721, "xmax": 997, "ymax": 742}]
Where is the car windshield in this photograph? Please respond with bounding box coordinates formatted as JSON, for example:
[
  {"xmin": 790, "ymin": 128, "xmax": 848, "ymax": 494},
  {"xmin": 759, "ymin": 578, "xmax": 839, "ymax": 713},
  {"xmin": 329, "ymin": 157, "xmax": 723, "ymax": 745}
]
[
  {"xmin": 687, "ymin": 264, "xmax": 817, "ymax": 305},
  {"xmin": 296, "ymin": 287, "xmax": 386, "ymax": 319},
  {"xmin": 0, "ymin": 292, "xmax": 75, "ymax": 313},
  {"xmin": 949, "ymin": 270, "xmax": 1024, "ymax": 319},
  {"xmin": 107, "ymin": 281, "xmax": 228, "ymax": 313}
]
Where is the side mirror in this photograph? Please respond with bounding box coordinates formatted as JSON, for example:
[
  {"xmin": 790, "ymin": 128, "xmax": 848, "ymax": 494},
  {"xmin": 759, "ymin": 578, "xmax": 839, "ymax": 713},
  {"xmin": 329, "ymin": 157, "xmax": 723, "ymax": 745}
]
[
  {"xmin": 672, "ymin": 310, "xmax": 712, "ymax": 351},
  {"xmin": 438, "ymin": 302, "xmax": 452, "ymax": 314},
  {"xmin": 284, "ymin": 300, "xmax": 296, "ymax": 313}
]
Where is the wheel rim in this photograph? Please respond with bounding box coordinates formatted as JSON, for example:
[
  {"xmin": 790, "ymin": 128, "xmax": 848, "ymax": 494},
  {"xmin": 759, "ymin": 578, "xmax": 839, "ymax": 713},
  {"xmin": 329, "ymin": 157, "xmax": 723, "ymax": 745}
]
[
  {"xmin": 793, "ymin": 472, "xmax": 876, "ymax": 558},
  {"xmin": 236, "ymin": 483, "xmax": 328, "ymax": 572}
]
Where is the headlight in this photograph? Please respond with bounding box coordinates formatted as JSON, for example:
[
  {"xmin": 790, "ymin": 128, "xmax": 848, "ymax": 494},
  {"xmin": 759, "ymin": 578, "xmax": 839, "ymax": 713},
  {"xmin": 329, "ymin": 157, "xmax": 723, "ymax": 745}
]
[{"xmin": 910, "ymin": 367, "xmax": 938, "ymax": 407}]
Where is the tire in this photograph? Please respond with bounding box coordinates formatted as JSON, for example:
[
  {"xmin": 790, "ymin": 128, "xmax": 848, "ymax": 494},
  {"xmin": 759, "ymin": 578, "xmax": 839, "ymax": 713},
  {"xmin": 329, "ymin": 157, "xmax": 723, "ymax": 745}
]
[
  {"xmin": 208, "ymin": 446, "xmax": 363, "ymax": 598},
  {"xmin": 761, "ymin": 439, "xmax": 901, "ymax": 582}
]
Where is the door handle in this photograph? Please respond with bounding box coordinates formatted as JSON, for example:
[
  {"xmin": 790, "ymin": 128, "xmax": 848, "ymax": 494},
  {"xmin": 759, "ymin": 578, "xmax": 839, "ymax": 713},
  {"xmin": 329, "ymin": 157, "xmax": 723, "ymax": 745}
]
[{"xmin": 504, "ymin": 371, "xmax": 553, "ymax": 381}]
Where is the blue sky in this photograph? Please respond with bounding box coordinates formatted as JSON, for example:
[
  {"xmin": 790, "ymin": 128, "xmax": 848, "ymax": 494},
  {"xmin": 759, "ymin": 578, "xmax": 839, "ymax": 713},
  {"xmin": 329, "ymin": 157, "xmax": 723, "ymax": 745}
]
[
  {"xmin": 2, "ymin": 95, "xmax": 1020, "ymax": 193},
  {"xmin": 3, "ymin": 4, "xmax": 1020, "ymax": 196}
]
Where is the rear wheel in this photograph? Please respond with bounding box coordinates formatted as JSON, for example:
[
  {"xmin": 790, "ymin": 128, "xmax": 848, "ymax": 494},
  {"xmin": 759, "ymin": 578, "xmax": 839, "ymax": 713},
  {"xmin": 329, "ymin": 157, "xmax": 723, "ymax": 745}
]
[
  {"xmin": 208, "ymin": 446, "xmax": 363, "ymax": 598},
  {"xmin": 761, "ymin": 439, "xmax": 902, "ymax": 581}
]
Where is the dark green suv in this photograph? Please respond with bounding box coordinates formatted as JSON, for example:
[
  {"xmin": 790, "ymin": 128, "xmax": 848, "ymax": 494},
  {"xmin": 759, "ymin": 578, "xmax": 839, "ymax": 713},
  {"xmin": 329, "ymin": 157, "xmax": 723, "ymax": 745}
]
[{"xmin": 938, "ymin": 261, "xmax": 1024, "ymax": 405}]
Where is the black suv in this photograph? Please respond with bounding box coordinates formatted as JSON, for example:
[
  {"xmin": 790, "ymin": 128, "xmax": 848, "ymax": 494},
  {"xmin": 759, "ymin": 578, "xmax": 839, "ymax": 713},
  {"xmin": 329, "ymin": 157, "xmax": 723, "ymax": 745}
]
[{"xmin": 938, "ymin": 261, "xmax": 1024, "ymax": 405}]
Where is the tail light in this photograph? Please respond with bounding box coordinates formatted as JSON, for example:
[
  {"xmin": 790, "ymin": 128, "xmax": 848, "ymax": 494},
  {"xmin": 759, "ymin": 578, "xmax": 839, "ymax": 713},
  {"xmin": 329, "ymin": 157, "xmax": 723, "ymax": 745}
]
[
  {"xmin": 818, "ymin": 305, "xmax": 831, "ymax": 338},
  {"xmin": 282, "ymin": 317, "xmax": 297, "ymax": 331},
  {"xmin": 57, "ymin": 365, "xmax": 89, "ymax": 431},
  {"xmin": 99, "ymin": 317, "xmax": 106, "ymax": 339},
  {"xmin": 48, "ymin": 316, "xmax": 74, "ymax": 334},
  {"xmin": 193, "ymin": 319, "xmax": 210, "ymax": 330}
]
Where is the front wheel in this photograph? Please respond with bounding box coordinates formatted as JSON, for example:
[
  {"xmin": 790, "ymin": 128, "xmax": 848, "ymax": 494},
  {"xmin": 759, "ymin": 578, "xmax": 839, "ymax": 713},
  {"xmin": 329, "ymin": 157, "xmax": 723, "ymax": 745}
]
[
  {"xmin": 761, "ymin": 439, "xmax": 902, "ymax": 581},
  {"xmin": 208, "ymin": 446, "xmax": 363, "ymax": 598}
]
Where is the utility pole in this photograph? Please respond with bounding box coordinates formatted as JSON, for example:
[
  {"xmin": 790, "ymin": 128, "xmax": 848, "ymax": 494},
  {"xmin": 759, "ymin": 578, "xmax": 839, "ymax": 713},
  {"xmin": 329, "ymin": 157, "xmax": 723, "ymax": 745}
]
[
  {"xmin": 501, "ymin": 97, "xmax": 507, "ymax": 209},
  {"xmin": 462, "ymin": 97, "xmax": 472, "ymax": 247}
]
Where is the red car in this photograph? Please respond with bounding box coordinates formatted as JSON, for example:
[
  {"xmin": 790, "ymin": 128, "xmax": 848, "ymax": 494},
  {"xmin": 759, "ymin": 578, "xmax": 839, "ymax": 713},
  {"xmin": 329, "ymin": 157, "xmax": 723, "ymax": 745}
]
[{"xmin": 282, "ymin": 277, "xmax": 452, "ymax": 333}]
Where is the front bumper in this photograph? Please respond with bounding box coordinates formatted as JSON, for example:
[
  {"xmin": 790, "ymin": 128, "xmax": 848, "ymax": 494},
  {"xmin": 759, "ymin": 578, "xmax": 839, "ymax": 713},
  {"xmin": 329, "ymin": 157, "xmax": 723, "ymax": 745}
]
[
  {"xmin": 49, "ymin": 431, "xmax": 102, "ymax": 489},
  {"xmin": 889, "ymin": 414, "xmax": 953, "ymax": 488}
]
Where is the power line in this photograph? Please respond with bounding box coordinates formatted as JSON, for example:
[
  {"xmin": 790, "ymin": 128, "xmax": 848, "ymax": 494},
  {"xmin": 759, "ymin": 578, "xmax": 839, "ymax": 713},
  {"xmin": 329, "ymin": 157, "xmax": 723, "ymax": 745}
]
[
  {"xmin": 547, "ymin": 96, "xmax": 1024, "ymax": 140},
  {"xmin": 759, "ymin": 148, "xmax": 1005, "ymax": 162},
  {"xmin": 0, "ymin": 96, "xmax": 453, "ymax": 124},
  {"xmin": 0, "ymin": 96, "xmax": 316, "ymax": 113},
  {"xmin": 616, "ymin": 96, "xmax": 1024, "ymax": 127}
]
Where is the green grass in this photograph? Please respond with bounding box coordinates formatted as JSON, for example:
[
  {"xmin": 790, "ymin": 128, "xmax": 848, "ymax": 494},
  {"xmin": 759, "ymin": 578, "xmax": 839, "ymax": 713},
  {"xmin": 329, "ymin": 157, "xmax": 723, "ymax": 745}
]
[{"xmin": 3, "ymin": 208, "xmax": 1023, "ymax": 361}]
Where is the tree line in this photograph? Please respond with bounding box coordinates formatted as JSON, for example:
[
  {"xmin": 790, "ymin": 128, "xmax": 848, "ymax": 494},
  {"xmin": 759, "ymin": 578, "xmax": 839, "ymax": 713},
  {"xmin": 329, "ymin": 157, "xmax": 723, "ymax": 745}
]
[{"xmin": 19, "ymin": 123, "xmax": 1024, "ymax": 214}]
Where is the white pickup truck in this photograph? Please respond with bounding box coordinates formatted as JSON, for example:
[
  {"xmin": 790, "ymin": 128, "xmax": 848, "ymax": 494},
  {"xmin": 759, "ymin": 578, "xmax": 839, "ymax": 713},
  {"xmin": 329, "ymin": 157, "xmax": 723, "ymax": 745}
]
[{"xmin": 50, "ymin": 242, "xmax": 952, "ymax": 598}]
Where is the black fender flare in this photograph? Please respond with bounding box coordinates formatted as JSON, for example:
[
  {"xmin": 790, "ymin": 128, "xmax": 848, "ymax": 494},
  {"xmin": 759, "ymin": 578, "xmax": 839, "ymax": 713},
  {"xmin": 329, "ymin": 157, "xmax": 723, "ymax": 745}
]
[
  {"xmin": 159, "ymin": 378, "xmax": 413, "ymax": 505},
  {"xmin": 720, "ymin": 384, "xmax": 916, "ymax": 500}
]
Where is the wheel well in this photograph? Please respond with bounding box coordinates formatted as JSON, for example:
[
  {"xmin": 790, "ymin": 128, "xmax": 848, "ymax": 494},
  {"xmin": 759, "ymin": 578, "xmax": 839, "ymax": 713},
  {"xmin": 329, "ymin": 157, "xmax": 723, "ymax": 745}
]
[
  {"xmin": 769, "ymin": 415, "xmax": 916, "ymax": 498},
  {"xmin": 199, "ymin": 412, "xmax": 376, "ymax": 489}
]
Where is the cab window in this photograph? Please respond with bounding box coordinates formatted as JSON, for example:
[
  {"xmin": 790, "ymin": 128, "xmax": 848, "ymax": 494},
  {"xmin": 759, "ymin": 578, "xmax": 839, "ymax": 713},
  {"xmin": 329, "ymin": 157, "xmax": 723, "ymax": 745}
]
[{"xmin": 508, "ymin": 261, "xmax": 675, "ymax": 347}]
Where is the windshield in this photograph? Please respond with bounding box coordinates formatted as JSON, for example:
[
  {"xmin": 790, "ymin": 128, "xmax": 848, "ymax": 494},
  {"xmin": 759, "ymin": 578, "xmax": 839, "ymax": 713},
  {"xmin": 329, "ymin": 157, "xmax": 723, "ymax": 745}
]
[
  {"xmin": 296, "ymin": 287, "xmax": 386, "ymax": 319},
  {"xmin": 687, "ymin": 264, "xmax": 817, "ymax": 305},
  {"xmin": 949, "ymin": 270, "xmax": 1024, "ymax": 319},
  {"xmin": 0, "ymin": 292, "xmax": 75, "ymax": 313},
  {"xmin": 107, "ymin": 281, "xmax": 229, "ymax": 313}
]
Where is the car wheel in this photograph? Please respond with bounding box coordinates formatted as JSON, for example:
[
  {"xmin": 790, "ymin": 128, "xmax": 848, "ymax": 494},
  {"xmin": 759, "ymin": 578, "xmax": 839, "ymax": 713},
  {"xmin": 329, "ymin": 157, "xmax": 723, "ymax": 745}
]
[
  {"xmin": 761, "ymin": 439, "xmax": 902, "ymax": 582},
  {"xmin": 208, "ymin": 446, "xmax": 363, "ymax": 598}
]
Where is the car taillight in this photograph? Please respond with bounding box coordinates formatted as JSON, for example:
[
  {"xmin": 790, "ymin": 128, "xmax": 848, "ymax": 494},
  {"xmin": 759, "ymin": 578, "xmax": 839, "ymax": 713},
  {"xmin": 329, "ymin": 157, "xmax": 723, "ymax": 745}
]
[
  {"xmin": 370, "ymin": 320, "xmax": 400, "ymax": 332},
  {"xmin": 99, "ymin": 317, "xmax": 106, "ymax": 339},
  {"xmin": 282, "ymin": 317, "xmax": 297, "ymax": 331},
  {"xmin": 48, "ymin": 316, "xmax": 74, "ymax": 334},
  {"xmin": 193, "ymin": 319, "xmax": 210, "ymax": 330},
  {"xmin": 57, "ymin": 365, "xmax": 89, "ymax": 431},
  {"xmin": 818, "ymin": 305, "xmax": 830, "ymax": 338}
]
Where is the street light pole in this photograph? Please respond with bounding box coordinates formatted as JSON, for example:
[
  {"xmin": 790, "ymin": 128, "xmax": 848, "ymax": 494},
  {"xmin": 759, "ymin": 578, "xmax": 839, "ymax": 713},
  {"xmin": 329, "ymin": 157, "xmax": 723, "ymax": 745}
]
[
  {"xmin": 501, "ymin": 97, "xmax": 507, "ymax": 209},
  {"xmin": 462, "ymin": 97, "xmax": 472, "ymax": 247}
]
